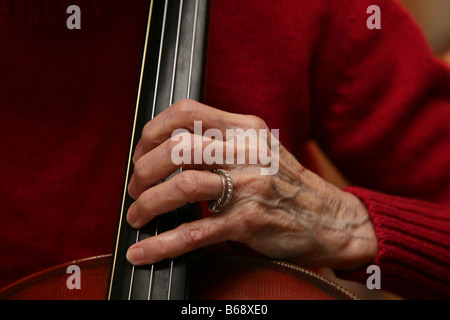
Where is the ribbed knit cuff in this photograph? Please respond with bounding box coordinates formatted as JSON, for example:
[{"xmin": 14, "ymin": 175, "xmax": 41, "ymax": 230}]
[{"xmin": 336, "ymin": 187, "xmax": 450, "ymax": 299}]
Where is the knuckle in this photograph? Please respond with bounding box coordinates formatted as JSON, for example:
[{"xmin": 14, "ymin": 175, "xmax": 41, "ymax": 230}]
[
  {"xmin": 172, "ymin": 171, "xmax": 200, "ymax": 197},
  {"xmin": 169, "ymin": 132, "xmax": 194, "ymax": 156},
  {"xmin": 246, "ymin": 115, "xmax": 267, "ymax": 129},
  {"xmin": 171, "ymin": 99, "xmax": 198, "ymax": 118},
  {"xmin": 181, "ymin": 223, "xmax": 206, "ymax": 247}
]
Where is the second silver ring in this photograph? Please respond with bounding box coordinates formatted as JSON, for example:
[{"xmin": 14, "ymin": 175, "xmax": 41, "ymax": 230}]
[{"xmin": 208, "ymin": 169, "xmax": 233, "ymax": 213}]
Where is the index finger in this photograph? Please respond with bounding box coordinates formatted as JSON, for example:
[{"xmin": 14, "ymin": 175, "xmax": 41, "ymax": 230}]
[{"xmin": 126, "ymin": 214, "xmax": 234, "ymax": 266}]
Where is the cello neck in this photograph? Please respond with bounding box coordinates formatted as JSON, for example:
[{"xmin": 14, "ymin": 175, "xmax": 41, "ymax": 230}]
[{"xmin": 107, "ymin": 0, "xmax": 209, "ymax": 300}]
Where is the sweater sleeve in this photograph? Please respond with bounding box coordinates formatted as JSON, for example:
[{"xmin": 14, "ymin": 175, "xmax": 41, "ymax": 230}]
[
  {"xmin": 308, "ymin": 0, "xmax": 450, "ymax": 298},
  {"xmin": 340, "ymin": 187, "xmax": 450, "ymax": 299}
]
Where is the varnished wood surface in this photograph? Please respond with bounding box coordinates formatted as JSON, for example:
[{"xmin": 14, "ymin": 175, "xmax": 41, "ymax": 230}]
[
  {"xmin": 0, "ymin": 255, "xmax": 110, "ymax": 300},
  {"xmin": 0, "ymin": 252, "xmax": 357, "ymax": 300}
]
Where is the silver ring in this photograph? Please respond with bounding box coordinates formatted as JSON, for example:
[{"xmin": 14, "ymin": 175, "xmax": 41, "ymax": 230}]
[{"xmin": 208, "ymin": 169, "xmax": 233, "ymax": 212}]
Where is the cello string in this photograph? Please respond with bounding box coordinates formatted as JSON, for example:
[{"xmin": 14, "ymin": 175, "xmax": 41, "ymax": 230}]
[
  {"xmin": 132, "ymin": 0, "xmax": 199, "ymax": 301},
  {"xmin": 146, "ymin": 217, "xmax": 159, "ymax": 300},
  {"xmin": 145, "ymin": 0, "xmax": 169, "ymax": 300},
  {"xmin": 166, "ymin": 0, "xmax": 199, "ymax": 300},
  {"xmin": 187, "ymin": 0, "xmax": 199, "ymax": 101},
  {"xmin": 151, "ymin": 0, "xmax": 168, "ymax": 122},
  {"xmin": 126, "ymin": 0, "xmax": 168, "ymax": 301},
  {"xmin": 166, "ymin": 0, "xmax": 184, "ymax": 301},
  {"xmin": 165, "ymin": 0, "xmax": 199, "ymax": 300},
  {"xmin": 169, "ymin": 0, "xmax": 184, "ymax": 108},
  {"xmin": 106, "ymin": 0, "xmax": 154, "ymax": 301},
  {"xmin": 108, "ymin": 0, "xmax": 154, "ymax": 301}
]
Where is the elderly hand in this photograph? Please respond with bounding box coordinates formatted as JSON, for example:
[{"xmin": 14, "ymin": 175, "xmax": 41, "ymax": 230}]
[{"xmin": 125, "ymin": 99, "xmax": 377, "ymax": 272}]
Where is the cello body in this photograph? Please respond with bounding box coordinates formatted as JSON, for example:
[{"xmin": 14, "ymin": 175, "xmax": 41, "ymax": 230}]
[{"xmin": 0, "ymin": 252, "xmax": 358, "ymax": 300}]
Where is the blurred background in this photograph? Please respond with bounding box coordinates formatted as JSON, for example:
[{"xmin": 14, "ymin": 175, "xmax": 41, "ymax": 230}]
[
  {"xmin": 312, "ymin": 0, "xmax": 450, "ymax": 193},
  {"xmin": 399, "ymin": 0, "xmax": 450, "ymax": 60}
]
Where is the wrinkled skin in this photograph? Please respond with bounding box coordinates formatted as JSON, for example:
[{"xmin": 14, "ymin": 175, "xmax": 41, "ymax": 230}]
[{"xmin": 125, "ymin": 99, "xmax": 377, "ymax": 272}]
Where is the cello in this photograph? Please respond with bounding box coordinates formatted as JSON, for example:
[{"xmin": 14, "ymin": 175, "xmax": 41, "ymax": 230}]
[{"xmin": 0, "ymin": 0, "xmax": 358, "ymax": 301}]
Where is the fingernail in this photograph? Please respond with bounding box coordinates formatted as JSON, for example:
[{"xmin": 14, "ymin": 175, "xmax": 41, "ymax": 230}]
[{"xmin": 126, "ymin": 246, "xmax": 144, "ymax": 265}]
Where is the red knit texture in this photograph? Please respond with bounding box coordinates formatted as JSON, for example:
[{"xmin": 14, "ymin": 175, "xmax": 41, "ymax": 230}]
[{"xmin": 341, "ymin": 187, "xmax": 450, "ymax": 299}]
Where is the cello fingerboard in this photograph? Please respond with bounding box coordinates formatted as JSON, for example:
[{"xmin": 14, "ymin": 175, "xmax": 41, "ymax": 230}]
[{"xmin": 107, "ymin": 0, "xmax": 209, "ymax": 300}]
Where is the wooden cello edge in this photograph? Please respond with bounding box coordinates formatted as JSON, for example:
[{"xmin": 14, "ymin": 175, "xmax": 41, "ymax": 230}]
[
  {"xmin": 0, "ymin": 255, "xmax": 111, "ymax": 300},
  {"xmin": 187, "ymin": 251, "xmax": 360, "ymax": 300},
  {"xmin": 0, "ymin": 251, "xmax": 359, "ymax": 300}
]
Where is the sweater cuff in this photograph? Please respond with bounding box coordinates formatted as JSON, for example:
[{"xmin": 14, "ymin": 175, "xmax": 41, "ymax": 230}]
[{"xmin": 336, "ymin": 186, "xmax": 450, "ymax": 299}]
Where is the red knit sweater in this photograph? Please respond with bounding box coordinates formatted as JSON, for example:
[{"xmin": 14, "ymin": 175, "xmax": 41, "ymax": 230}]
[{"xmin": 0, "ymin": 0, "xmax": 449, "ymax": 299}]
